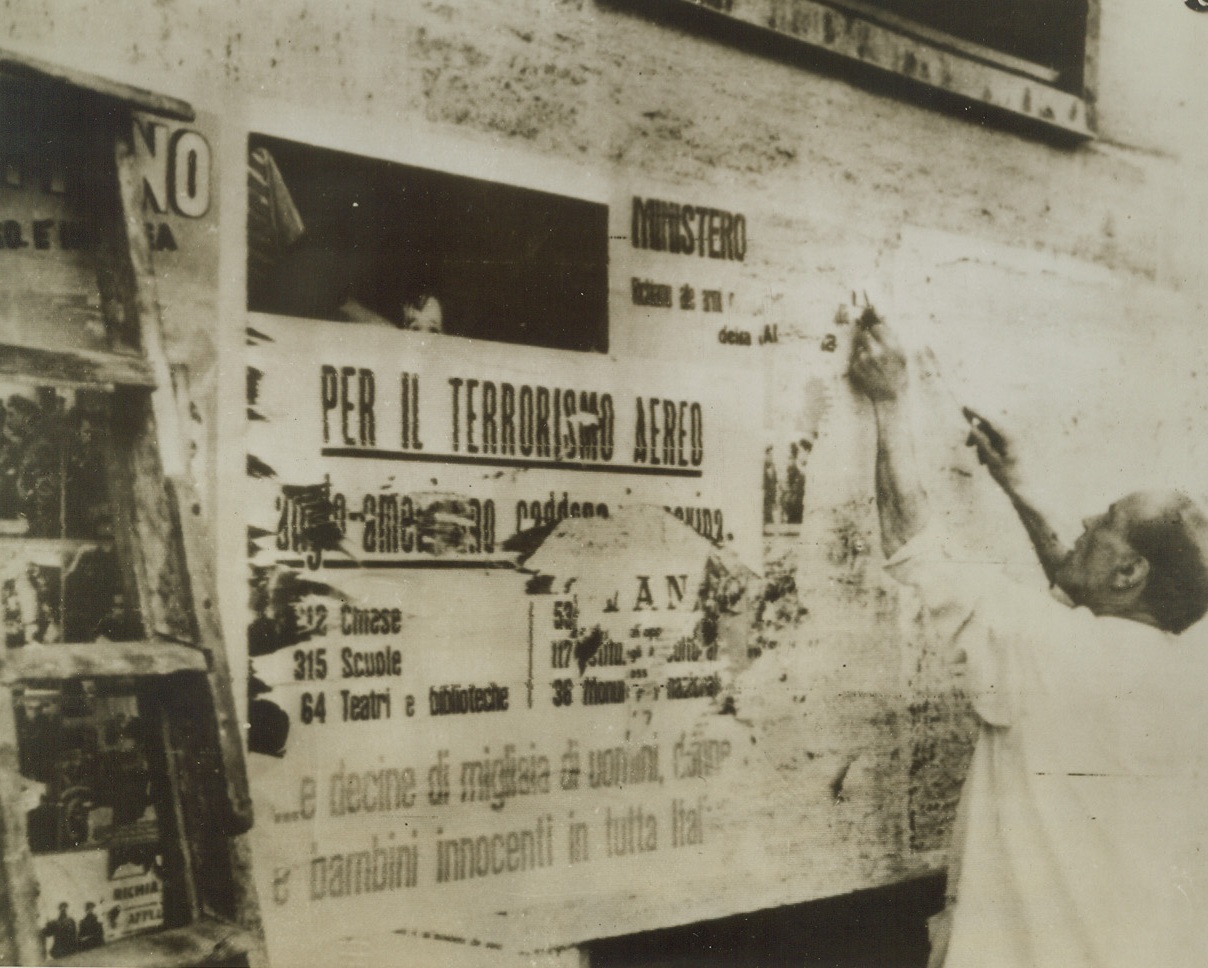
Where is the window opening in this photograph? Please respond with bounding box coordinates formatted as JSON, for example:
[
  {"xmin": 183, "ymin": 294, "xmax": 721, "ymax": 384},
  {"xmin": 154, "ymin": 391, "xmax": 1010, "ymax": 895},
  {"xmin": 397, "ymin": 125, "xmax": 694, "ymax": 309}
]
[{"xmin": 248, "ymin": 134, "xmax": 611, "ymax": 353}]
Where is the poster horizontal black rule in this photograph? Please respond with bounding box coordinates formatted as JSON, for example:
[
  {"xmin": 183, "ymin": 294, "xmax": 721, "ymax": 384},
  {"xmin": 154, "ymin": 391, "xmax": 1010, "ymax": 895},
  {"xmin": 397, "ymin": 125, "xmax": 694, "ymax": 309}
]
[
  {"xmin": 257, "ymin": 347, "xmax": 735, "ymax": 566},
  {"xmin": 263, "ymin": 365, "xmax": 714, "ymax": 565},
  {"xmin": 318, "ymin": 366, "xmax": 705, "ymax": 471}
]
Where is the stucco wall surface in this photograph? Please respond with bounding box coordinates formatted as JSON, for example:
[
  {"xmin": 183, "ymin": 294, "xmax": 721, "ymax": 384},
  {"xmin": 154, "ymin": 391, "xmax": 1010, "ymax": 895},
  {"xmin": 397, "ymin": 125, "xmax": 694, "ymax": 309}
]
[{"xmin": 4, "ymin": 0, "xmax": 1208, "ymax": 961}]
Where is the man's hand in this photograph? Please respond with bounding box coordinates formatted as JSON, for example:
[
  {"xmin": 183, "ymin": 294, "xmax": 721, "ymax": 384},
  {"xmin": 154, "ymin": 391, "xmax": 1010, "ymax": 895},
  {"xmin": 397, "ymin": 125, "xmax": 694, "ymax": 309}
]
[
  {"xmin": 848, "ymin": 307, "xmax": 908, "ymax": 402},
  {"xmin": 962, "ymin": 407, "xmax": 1072, "ymax": 586},
  {"xmin": 845, "ymin": 306, "xmax": 928, "ymax": 555},
  {"xmin": 962, "ymin": 407, "xmax": 1021, "ymax": 493}
]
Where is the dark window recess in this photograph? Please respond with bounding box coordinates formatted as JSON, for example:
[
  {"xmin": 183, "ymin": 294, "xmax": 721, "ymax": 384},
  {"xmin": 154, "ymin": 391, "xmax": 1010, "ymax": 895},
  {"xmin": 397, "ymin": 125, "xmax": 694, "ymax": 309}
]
[
  {"xmin": 853, "ymin": 0, "xmax": 1089, "ymax": 90},
  {"xmin": 248, "ymin": 134, "xmax": 610, "ymax": 353}
]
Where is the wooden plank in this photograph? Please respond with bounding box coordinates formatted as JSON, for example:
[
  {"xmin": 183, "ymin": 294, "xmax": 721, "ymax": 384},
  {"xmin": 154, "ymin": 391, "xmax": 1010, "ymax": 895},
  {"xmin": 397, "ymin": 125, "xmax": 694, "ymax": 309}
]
[
  {"xmin": 165, "ymin": 366, "xmax": 259, "ymax": 836},
  {"xmin": 112, "ymin": 134, "xmax": 187, "ymax": 480},
  {"xmin": 153, "ymin": 697, "xmax": 203, "ymax": 923},
  {"xmin": 1081, "ymin": 0, "xmax": 1101, "ymax": 132},
  {"xmin": 0, "ymin": 641, "xmax": 207, "ymax": 684},
  {"xmin": 113, "ymin": 131, "xmax": 255, "ymax": 829},
  {"xmin": 222, "ymin": 834, "xmax": 270, "ymax": 967},
  {"xmin": 0, "ymin": 536, "xmax": 113, "ymax": 557},
  {"xmin": 47, "ymin": 917, "xmax": 260, "ymax": 968},
  {"xmin": 0, "ymin": 47, "xmax": 194, "ymax": 122},
  {"xmin": 110, "ymin": 121, "xmax": 266, "ymax": 960},
  {"xmin": 0, "ymin": 343, "xmax": 155, "ymax": 388},
  {"xmin": 0, "ymin": 691, "xmax": 44, "ymax": 965},
  {"xmin": 103, "ymin": 386, "xmax": 197, "ymax": 644}
]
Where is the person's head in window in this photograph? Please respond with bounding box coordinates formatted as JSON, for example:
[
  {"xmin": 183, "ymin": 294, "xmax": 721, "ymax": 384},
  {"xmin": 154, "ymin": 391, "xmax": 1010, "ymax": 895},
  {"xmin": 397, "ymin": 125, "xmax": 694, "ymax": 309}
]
[
  {"xmin": 400, "ymin": 291, "xmax": 443, "ymax": 333},
  {"xmin": 396, "ymin": 269, "xmax": 444, "ymax": 334},
  {"xmin": 3, "ymin": 395, "xmax": 39, "ymax": 446}
]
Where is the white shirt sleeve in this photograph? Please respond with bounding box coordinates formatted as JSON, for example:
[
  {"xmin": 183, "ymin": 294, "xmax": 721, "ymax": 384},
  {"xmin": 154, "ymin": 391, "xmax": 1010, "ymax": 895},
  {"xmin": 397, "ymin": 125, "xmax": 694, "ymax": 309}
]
[{"xmin": 883, "ymin": 525, "xmax": 1095, "ymax": 727}]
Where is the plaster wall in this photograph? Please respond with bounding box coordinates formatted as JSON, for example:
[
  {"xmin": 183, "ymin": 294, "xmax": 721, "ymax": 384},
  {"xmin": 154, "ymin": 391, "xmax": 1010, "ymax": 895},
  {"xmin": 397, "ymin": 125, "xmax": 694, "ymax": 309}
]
[{"xmin": 4, "ymin": 0, "xmax": 1207, "ymax": 960}]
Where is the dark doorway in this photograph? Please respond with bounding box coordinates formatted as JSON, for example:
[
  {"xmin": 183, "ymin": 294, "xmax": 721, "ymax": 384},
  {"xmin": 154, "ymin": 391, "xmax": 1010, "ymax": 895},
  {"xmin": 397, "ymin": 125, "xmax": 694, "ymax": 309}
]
[{"xmin": 588, "ymin": 874, "xmax": 945, "ymax": 968}]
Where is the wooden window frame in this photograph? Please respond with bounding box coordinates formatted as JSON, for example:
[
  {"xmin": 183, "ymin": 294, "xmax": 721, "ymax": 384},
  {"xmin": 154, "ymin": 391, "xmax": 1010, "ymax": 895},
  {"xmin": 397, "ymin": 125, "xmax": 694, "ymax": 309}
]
[{"xmin": 636, "ymin": 0, "xmax": 1098, "ymax": 138}]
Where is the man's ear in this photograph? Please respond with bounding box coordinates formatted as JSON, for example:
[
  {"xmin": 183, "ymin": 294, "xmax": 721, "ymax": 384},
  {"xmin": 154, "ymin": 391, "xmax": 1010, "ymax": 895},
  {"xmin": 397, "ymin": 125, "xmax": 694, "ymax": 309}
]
[{"xmin": 1111, "ymin": 554, "xmax": 1150, "ymax": 593}]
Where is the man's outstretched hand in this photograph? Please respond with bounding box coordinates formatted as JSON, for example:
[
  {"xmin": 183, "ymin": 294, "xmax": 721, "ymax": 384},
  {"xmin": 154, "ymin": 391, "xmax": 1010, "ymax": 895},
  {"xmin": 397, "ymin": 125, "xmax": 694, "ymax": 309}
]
[
  {"xmin": 848, "ymin": 306, "xmax": 908, "ymax": 403},
  {"xmin": 962, "ymin": 407, "xmax": 1071, "ymax": 585},
  {"xmin": 962, "ymin": 407, "xmax": 1022, "ymax": 493}
]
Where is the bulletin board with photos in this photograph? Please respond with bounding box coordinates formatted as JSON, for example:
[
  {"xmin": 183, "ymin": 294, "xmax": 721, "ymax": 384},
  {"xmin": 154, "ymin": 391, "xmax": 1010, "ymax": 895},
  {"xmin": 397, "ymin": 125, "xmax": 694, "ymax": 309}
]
[
  {"xmin": 1, "ymin": 381, "xmax": 170, "ymax": 959},
  {"xmin": 0, "ymin": 59, "xmax": 260, "ymax": 967}
]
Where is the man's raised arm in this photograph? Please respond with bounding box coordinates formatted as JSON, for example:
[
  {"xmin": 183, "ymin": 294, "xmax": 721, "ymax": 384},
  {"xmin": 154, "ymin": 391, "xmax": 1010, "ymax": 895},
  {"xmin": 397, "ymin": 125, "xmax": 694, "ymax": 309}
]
[
  {"xmin": 847, "ymin": 309, "xmax": 1073, "ymax": 582},
  {"xmin": 848, "ymin": 309, "xmax": 928, "ymax": 557}
]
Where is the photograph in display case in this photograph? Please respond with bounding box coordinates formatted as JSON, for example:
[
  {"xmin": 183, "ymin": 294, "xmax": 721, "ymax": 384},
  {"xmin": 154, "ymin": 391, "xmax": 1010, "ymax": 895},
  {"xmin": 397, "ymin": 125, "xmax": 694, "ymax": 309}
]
[
  {"xmin": 15, "ymin": 680, "xmax": 167, "ymax": 959},
  {"xmin": 0, "ymin": 382, "xmax": 111, "ymax": 541}
]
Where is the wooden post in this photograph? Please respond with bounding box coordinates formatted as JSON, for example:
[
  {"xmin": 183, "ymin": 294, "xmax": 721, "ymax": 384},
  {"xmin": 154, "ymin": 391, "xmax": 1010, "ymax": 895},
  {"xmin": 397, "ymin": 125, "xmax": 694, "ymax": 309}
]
[
  {"xmin": 109, "ymin": 119, "xmax": 264, "ymax": 945},
  {"xmin": 0, "ymin": 694, "xmax": 44, "ymax": 966}
]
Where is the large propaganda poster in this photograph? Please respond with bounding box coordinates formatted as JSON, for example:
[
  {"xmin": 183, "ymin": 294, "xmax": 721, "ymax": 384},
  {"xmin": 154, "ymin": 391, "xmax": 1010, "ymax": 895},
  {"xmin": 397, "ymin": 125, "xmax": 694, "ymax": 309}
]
[{"xmin": 242, "ymin": 133, "xmax": 767, "ymax": 962}]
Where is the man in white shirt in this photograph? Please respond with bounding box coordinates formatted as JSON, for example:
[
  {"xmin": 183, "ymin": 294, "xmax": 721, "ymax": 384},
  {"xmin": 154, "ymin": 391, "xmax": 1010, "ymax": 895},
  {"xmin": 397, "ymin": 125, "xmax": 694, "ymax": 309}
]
[{"xmin": 847, "ymin": 309, "xmax": 1208, "ymax": 968}]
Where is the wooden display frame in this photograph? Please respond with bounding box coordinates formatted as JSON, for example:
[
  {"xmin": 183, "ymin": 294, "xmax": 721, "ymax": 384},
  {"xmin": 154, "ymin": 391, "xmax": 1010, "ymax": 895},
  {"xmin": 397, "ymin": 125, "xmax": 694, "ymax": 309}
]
[{"xmin": 0, "ymin": 54, "xmax": 264, "ymax": 967}]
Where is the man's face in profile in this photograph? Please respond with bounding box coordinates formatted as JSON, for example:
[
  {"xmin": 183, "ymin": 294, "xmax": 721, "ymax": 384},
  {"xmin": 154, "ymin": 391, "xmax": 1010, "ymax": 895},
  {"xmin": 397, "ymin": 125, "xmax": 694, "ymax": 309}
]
[
  {"xmin": 1055, "ymin": 491, "xmax": 1178, "ymax": 615},
  {"xmin": 1057, "ymin": 502, "xmax": 1138, "ymax": 609}
]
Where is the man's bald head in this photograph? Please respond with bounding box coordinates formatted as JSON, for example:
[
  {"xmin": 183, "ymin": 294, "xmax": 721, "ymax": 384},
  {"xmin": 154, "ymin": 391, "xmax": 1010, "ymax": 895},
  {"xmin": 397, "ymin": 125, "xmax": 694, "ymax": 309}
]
[
  {"xmin": 1120, "ymin": 490, "xmax": 1208, "ymax": 633},
  {"xmin": 1056, "ymin": 489, "xmax": 1208, "ymax": 633}
]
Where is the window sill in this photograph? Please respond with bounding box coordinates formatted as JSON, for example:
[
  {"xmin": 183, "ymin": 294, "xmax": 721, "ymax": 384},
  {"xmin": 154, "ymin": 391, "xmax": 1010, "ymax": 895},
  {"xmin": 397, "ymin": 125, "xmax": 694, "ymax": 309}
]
[
  {"xmin": 0, "ymin": 343, "xmax": 156, "ymax": 389},
  {"xmin": 2, "ymin": 641, "xmax": 208, "ymax": 684}
]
